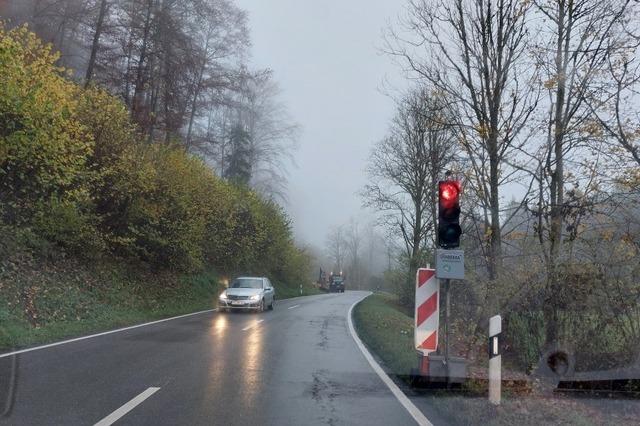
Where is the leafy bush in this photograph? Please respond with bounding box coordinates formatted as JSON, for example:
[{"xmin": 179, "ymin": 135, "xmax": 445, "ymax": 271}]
[
  {"xmin": 0, "ymin": 25, "xmax": 91, "ymax": 224},
  {"xmin": 31, "ymin": 197, "xmax": 105, "ymax": 257},
  {"xmin": 504, "ymin": 311, "xmax": 546, "ymax": 372},
  {"xmin": 0, "ymin": 25, "xmax": 309, "ymax": 290}
]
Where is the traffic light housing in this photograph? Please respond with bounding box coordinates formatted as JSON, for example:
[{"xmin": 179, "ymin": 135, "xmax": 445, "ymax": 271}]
[{"xmin": 438, "ymin": 180, "xmax": 461, "ymax": 248}]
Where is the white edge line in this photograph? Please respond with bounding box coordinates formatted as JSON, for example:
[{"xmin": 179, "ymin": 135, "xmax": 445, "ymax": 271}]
[
  {"xmin": 94, "ymin": 387, "xmax": 160, "ymax": 426},
  {"xmin": 0, "ymin": 309, "xmax": 217, "ymax": 359},
  {"xmin": 347, "ymin": 293, "xmax": 433, "ymax": 426},
  {"xmin": 287, "ymin": 304, "xmax": 300, "ymax": 310},
  {"xmin": 1, "ymin": 294, "xmax": 325, "ymax": 358},
  {"xmin": 3, "ymin": 292, "xmax": 315, "ymax": 356}
]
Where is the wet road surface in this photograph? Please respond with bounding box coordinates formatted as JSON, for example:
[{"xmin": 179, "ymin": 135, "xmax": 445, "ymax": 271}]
[{"xmin": 0, "ymin": 291, "xmax": 425, "ymax": 425}]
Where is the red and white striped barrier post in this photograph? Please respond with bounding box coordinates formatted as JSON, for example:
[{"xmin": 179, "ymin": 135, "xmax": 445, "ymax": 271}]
[{"xmin": 415, "ymin": 268, "xmax": 439, "ymax": 375}]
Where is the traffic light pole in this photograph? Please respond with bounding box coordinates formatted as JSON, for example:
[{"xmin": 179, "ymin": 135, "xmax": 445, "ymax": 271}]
[
  {"xmin": 436, "ymin": 179, "xmax": 463, "ymax": 384},
  {"xmin": 444, "ymin": 278, "xmax": 451, "ymax": 380}
]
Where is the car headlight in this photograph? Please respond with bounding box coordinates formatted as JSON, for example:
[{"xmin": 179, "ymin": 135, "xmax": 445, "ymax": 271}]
[
  {"xmin": 250, "ymin": 294, "xmax": 261, "ymax": 301},
  {"xmin": 219, "ymin": 292, "xmax": 228, "ymax": 300}
]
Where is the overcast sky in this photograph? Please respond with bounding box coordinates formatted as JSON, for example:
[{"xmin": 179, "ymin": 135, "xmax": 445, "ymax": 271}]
[{"xmin": 235, "ymin": 0, "xmax": 406, "ymax": 247}]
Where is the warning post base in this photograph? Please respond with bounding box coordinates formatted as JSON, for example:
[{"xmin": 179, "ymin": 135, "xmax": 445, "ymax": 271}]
[{"xmin": 410, "ymin": 351, "xmax": 468, "ymax": 388}]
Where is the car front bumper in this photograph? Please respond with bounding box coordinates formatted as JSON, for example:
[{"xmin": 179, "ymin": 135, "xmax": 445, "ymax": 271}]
[{"xmin": 219, "ymin": 300, "xmax": 262, "ymax": 310}]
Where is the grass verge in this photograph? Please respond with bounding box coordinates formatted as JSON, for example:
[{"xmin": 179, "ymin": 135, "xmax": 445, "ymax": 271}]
[
  {"xmin": 352, "ymin": 293, "xmax": 638, "ymax": 426},
  {"xmin": 0, "ymin": 260, "xmax": 220, "ymax": 350},
  {"xmin": 352, "ymin": 292, "xmax": 416, "ymax": 376}
]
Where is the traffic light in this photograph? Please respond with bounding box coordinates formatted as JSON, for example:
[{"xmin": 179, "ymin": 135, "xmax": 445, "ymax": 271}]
[{"xmin": 438, "ymin": 180, "xmax": 461, "ymax": 248}]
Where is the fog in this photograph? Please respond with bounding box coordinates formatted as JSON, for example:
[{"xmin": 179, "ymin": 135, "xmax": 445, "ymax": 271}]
[{"xmin": 235, "ymin": 0, "xmax": 406, "ymax": 247}]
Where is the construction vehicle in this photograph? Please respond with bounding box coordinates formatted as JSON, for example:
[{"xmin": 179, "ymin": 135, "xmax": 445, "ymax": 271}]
[{"xmin": 317, "ymin": 268, "xmax": 345, "ymax": 293}]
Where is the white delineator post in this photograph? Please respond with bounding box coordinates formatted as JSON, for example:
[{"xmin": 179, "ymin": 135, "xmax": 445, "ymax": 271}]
[
  {"xmin": 415, "ymin": 268, "xmax": 439, "ymax": 374},
  {"xmin": 489, "ymin": 315, "xmax": 502, "ymax": 405}
]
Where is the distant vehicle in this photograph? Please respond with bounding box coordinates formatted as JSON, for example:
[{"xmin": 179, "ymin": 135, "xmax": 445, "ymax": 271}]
[
  {"xmin": 318, "ymin": 268, "xmax": 346, "ymax": 293},
  {"xmin": 218, "ymin": 277, "xmax": 275, "ymax": 312},
  {"xmin": 318, "ymin": 269, "xmax": 346, "ymax": 293},
  {"xmin": 329, "ymin": 274, "xmax": 345, "ymax": 293}
]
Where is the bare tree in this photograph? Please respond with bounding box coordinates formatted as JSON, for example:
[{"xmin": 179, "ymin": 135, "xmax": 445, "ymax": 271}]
[
  {"xmin": 0, "ymin": 0, "xmax": 90, "ymax": 73},
  {"xmin": 241, "ymin": 71, "xmax": 300, "ymax": 201},
  {"xmin": 386, "ymin": 0, "xmax": 539, "ymax": 279},
  {"xmin": 363, "ymin": 220, "xmax": 385, "ymax": 277},
  {"xmin": 325, "ymin": 225, "xmax": 347, "ymax": 274},
  {"xmin": 345, "ymin": 218, "xmax": 362, "ymax": 289},
  {"xmin": 532, "ymin": 0, "xmax": 632, "ymax": 343},
  {"xmin": 84, "ymin": 0, "xmax": 109, "ymax": 87},
  {"xmin": 362, "ymin": 86, "xmax": 456, "ymax": 303},
  {"xmin": 184, "ymin": 1, "xmax": 250, "ymax": 147},
  {"xmin": 586, "ymin": 21, "xmax": 640, "ymax": 170},
  {"xmin": 193, "ymin": 69, "xmax": 299, "ymax": 200}
]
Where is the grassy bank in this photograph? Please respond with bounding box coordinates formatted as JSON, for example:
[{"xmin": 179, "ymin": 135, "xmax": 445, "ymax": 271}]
[
  {"xmin": 0, "ymin": 255, "xmax": 218, "ymax": 350},
  {"xmin": 0, "ymin": 255, "xmax": 319, "ymax": 351},
  {"xmin": 273, "ymin": 280, "xmax": 322, "ymax": 299},
  {"xmin": 352, "ymin": 292, "xmax": 416, "ymax": 376},
  {"xmin": 352, "ymin": 293, "xmax": 638, "ymax": 426}
]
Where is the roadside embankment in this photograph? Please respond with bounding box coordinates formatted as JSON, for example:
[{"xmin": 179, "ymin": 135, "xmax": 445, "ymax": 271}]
[{"xmin": 352, "ymin": 293, "xmax": 638, "ymax": 426}]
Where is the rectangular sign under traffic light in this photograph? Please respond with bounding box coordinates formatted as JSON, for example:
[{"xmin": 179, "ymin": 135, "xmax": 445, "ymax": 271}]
[{"xmin": 435, "ymin": 249, "xmax": 464, "ymax": 279}]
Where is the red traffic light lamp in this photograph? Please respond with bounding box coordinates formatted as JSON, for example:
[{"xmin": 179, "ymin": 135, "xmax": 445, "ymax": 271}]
[
  {"xmin": 439, "ymin": 181, "xmax": 460, "ymax": 209},
  {"xmin": 438, "ymin": 181, "xmax": 462, "ymax": 248}
]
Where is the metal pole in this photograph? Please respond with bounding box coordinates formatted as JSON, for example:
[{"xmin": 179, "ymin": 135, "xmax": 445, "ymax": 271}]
[{"xmin": 444, "ymin": 278, "xmax": 451, "ymax": 379}]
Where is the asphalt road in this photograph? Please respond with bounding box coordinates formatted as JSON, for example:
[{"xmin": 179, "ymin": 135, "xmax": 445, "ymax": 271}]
[{"xmin": 0, "ymin": 291, "xmax": 428, "ymax": 426}]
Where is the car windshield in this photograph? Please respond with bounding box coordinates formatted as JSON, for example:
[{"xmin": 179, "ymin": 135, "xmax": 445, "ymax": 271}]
[
  {"xmin": 230, "ymin": 278, "xmax": 263, "ymax": 289},
  {"xmin": 2, "ymin": 0, "xmax": 640, "ymax": 425}
]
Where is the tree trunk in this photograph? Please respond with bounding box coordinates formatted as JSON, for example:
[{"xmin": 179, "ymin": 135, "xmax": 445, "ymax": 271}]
[
  {"xmin": 546, "ymin": 3, "xmax": 568, "ymax": 346},
  {"xmin": 123, "ymin": 26, "xmax": 135, "ymax": 106},
  {"xmin": 132, "ymin": 0, "xmax": 154, "ymax": 120},
  {"xmin": 407, "ymin": 195, "xmax": 423, "ymax": 306},
  {"xmin": 85, "ymin": 0, "xmax": 109, "ymax": 87},
  {"xmin": 186, "ymin": 63, "xmax": 206, "ymax": 147},
  {"xmin": 488, "ymin": 142, "xmax": 502, "ymax": 280}
]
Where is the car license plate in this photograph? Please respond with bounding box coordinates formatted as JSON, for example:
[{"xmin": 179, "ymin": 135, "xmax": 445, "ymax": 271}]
[{"xmin": 232, "ymin": 301, "xmax": 244, "ymax": 306}]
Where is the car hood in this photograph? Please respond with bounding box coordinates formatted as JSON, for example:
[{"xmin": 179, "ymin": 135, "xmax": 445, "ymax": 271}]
[{"xmin": 225, "ymin": 288, "xmax": 263, "ymax": 297}]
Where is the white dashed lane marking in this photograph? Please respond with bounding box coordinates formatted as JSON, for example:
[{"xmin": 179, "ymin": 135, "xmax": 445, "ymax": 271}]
[{"xmin": 94, "ymin": 387, "xmax": 160, "ymax": 426}]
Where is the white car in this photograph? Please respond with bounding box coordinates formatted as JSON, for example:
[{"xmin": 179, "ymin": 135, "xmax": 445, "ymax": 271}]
[{"xmin": 218, "ymin": 276, "xmax": 275, "ymax": 312}]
